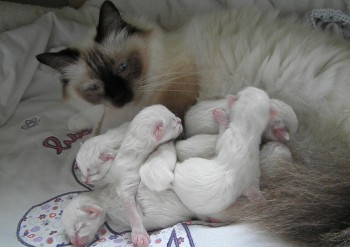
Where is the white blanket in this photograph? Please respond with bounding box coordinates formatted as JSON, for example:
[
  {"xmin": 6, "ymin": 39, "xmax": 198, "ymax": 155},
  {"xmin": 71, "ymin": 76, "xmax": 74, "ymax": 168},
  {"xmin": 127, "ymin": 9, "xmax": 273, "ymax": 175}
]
[{"xmin": 1, "ymin": 0, "xmax": 349, "ymax": 246}]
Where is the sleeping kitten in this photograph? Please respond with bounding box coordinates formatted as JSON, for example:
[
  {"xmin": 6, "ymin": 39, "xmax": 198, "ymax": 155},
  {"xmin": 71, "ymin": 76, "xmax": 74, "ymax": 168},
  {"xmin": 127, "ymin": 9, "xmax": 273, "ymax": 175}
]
[
  {"xmin": 62, "ymin": 184, "xmax": 193, "ymax": 247},
  {"xmin": 37, "ymin": 1, "xmax": 350, "ymax": 245},
  {"xmin": 173, "ymin": 87, "xmax": 271, "ymax": 215},
  {"xmin": 76, "ymin": 122, "xmax": 129, "ymax": 185}
]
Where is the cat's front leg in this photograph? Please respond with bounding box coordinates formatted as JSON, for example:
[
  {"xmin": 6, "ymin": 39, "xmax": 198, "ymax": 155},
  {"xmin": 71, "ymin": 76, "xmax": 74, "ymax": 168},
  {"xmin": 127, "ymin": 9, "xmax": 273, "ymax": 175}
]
[{"xmin": 122, "ymin": 197, "xmax": 150, "ymax": 247}]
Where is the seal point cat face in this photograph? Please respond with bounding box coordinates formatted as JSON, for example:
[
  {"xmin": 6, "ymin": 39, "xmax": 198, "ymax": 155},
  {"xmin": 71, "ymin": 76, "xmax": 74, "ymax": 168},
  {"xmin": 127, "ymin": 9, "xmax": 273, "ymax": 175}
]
[{"xmin": 36, "ymin": 1, "xmax": 149, "ymax": 108}]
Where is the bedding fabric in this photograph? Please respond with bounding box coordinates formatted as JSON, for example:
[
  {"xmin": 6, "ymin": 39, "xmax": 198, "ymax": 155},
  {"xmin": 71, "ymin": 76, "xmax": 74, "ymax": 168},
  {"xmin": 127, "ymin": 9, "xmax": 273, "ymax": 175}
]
[{"xmin": 1, "ymin": 0, "xmax": 350, "ymax": 246}]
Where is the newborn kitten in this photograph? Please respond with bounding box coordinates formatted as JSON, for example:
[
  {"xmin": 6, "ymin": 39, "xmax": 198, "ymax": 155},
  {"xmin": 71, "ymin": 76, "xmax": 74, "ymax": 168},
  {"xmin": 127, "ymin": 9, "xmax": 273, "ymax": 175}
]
[
  {"xmin": 173, "ymin": 87, "xmax": 271, "ymax": 216},
  {"xmin": 105, "ymin": 105, "xmax": 182, "ymax": 247},
  {"xmin": 62, "ymin": 184, "xmax": 193, "ymax": 247},
  {"xmin": 176, "ymin": 98, "xmax": 298, "ymax": 162},
  {"xmin": 76, "ymin": 122, "xmax": 129, "ymax": 185}
]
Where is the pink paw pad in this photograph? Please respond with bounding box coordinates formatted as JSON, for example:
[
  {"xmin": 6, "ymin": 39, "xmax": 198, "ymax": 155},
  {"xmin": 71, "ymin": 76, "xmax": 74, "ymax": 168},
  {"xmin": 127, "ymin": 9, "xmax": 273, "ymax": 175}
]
[
  {"xmin": 212, "ymin": 108, "xmax": 229, "ymax": 127},
  {"xmin": 132, "ymin": 229, "xmax": 150, "ymax": 247}
]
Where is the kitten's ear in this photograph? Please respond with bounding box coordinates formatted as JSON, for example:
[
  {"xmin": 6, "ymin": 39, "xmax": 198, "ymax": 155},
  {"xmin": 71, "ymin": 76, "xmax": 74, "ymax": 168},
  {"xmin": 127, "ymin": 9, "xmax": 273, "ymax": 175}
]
[
  {"xmin": 226, "ymin": 95, "xmax": 238, "ymax": 109},
  {"xmin": 82, "ymin": 204, "xmax": 103, "ymax": 218},
  {"xmin": 269, "ymin": 108, "xmax": 278, "ymax": 119},
  {"xmin": 273, "ymin": 127, "xmax": 290, "ymax": 141},
  {"xmin": 152, "ymin": 121, "xmax": 165, "ymax": 141},
  {"xmin": 99, "ymin": 152, "xmax": 116, "ymax": 162},
  {"xmin": 36, "ymin": 48, "xmax": 80, "ymax": 73},
  {"xmin": 95, "ymin": 1, "xmax": 135, "ymax": 43}
]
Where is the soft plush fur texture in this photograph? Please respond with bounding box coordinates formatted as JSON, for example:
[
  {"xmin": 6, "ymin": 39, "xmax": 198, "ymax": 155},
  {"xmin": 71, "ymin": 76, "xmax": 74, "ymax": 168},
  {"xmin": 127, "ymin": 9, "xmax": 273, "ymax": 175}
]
[{"xmin": 38, "ymin": 1, "xmax": 350, "ymax": 246}]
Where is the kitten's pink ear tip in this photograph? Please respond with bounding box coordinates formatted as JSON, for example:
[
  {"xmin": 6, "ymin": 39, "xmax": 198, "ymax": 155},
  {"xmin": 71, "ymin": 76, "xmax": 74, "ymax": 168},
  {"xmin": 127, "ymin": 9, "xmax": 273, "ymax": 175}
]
[
  {"xmin": 83, "ymin": 206, "xmax": 102, "ymax": 217},
  {"xmin": 273, "ymin": 128, "xmax": 290, "ymax": 141},
  {"xmin": 226, "ymin": 95, "xmax": 238, "ymax": 109},
  {"xmin": 99, "ymin": 153, "xmax": 116, "ymax": 162}
]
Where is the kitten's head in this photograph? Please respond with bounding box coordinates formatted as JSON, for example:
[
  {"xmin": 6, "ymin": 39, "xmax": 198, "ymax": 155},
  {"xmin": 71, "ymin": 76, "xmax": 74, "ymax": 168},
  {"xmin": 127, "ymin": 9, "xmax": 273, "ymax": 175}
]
[
  {"xmin": 36, "ymin": 1, "xmax": 153, "ymax": 108},
  {"xmin": 129, "ymin": 105, "xmax": 183, "ymax": 146},
  {"xmin": 62, "ymin": 194, "xmax": 105, "ymax": 246},
  {"xmin": 76, "ymin": 140, "xmax": 116, "ymax": 185},
  {"xmin": 263, "ymin": 99, "xmax": 299, "ymax": 142}
]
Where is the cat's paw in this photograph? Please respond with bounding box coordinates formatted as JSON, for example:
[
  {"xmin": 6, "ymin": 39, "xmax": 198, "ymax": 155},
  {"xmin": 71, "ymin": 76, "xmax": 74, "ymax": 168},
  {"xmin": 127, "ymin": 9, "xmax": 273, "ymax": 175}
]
[{"xmin": 131, "ymin": 227, "xmax": 150, "ymax": 247}]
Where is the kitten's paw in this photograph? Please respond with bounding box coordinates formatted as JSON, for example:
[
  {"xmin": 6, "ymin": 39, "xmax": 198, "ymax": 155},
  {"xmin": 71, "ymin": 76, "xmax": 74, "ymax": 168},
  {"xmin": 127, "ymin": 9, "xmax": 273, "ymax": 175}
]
[
  {"xmin": 212, "ymin": 108, "xmax": 229, "ymax": 130},
  {"xmin": 131, "ymin": 227, "xmax": 150, "ymax": 247}
]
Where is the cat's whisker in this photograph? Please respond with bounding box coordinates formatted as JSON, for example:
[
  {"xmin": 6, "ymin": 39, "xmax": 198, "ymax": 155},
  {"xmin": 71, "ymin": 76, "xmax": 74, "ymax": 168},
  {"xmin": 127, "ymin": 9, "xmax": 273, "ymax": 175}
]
[
  {"xmin": 137, "ymin": 68, "xmax": 221, "ymax": 89},
  {"xmin": 138, "ymin": 89, "xmax": 199, "ymax": 93}
]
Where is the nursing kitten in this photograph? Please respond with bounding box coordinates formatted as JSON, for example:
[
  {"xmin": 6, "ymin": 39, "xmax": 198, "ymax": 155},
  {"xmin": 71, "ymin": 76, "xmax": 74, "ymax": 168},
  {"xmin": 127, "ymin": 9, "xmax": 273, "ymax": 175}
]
[
  {"xmin": 37, "ymin": 1, "xmax": 350, "ymax": 246},
  {"xmin": 176, "ymin": 98, "xmax": 297, "ymax": 162}
]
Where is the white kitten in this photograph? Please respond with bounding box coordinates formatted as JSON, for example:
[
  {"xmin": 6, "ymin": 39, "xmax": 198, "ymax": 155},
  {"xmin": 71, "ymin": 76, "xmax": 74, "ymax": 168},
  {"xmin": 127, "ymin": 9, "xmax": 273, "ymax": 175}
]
[
  {"xmin": 61, "ymin": 191, "xmax": 107, "ymax": 246},
  {"xmin": 105, "ymin": 105, "xmax": 182, "ymax": 247},
  {"xmin": 176, "ymin": 98, "xmax": 298, "ymax": 162},
  {"xmin": 173, "ymin": 87, "xmax": 271, "ymax": 216},
  {"xmin": 62, "ymin": 184, "xmax": 193, "ymax": 246},
  {"xmin": 76, "ymin": 122, "xmax": 129, "ymax": 185}
]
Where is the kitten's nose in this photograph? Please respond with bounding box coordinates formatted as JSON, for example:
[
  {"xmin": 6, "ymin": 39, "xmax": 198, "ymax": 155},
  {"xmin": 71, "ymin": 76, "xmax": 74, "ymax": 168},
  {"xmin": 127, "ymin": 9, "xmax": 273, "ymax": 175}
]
[
  {"xmin": 176, "ymin": 117, "xmax": 182, "ymax": 124},
  {"xmin": 82, "ymin": 176, "xmax": 91, "ymax": 185}
]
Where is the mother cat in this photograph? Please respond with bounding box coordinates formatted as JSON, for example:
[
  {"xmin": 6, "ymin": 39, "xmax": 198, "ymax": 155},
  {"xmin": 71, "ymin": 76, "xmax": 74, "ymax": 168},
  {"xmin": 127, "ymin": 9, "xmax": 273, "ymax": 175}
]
[{"xmin": 37, "ymin": 1, "xmax": 350, "ymax": 246}]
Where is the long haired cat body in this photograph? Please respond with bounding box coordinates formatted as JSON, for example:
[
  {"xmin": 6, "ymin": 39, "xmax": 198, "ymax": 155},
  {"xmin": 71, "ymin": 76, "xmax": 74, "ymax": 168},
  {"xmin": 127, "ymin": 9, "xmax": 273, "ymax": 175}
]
[{"xmin": 37, "ymin": 1, "xmax": 350, "ymax": 246}]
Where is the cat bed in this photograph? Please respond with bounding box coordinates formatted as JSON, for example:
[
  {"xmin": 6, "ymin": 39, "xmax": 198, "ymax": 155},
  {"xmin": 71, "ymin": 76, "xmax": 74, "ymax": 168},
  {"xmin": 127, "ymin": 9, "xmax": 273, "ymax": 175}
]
[{"xmin": 0, "ymin": 0, "xmax": 349, "ymax": 246}]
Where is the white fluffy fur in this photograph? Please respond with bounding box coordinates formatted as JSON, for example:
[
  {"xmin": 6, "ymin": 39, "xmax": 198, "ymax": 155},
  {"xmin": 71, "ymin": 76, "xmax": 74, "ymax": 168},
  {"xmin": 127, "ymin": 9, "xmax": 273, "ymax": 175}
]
[
  {"xmin": 176, "ymin": 134, "xmax": 218, "ymax": 162},
  {"xmin": 173, "ymin": 87, "xmax": 271, "ymax": 215},
  {"xmin": 139, "ymin": 142, "xmax": 177, "ymax": 192}
]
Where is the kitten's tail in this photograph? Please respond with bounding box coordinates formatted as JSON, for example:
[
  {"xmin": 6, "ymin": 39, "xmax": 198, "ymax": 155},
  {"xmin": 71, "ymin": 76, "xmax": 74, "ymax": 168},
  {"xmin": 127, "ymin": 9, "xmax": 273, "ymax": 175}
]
[{"xmin": 220, "ymin": 143, "xmax": 350, "ymax": 247}]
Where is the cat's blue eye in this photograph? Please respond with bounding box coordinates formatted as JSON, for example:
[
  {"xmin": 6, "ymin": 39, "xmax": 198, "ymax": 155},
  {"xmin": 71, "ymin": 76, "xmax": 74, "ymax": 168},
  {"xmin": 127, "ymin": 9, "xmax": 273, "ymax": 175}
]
[
  {"xmin": 118, "ymin": 62, "xmax": 128, "ymax": 72},
  {"xmin": 87, "ymin": 84, "xmax": 99, "ymax": 91}
]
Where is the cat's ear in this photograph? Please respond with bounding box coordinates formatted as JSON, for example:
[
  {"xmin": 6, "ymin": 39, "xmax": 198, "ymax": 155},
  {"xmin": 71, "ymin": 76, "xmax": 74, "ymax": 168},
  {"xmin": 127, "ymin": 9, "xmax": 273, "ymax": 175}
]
[
  {"xmin": 226, "ymin": 95, "xmax": 238, "ymax": 109},
  {"xmin": 152, "ymin": 121, "xmax": 165, "ymax": 141},
  {"xmin": 95, "ymin": 1, "xmax": 136, "ymax": 43},
  {"xmin": 99, "ymin": 152, "xmax": 116, "ymax": 162},
  {"xmin": 81, "ymin": 204, "xmax": 103, "ymax": 218},
  {"xmin": 36, "ymin": 48, "xmax": 80, "ymax": 73}
]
